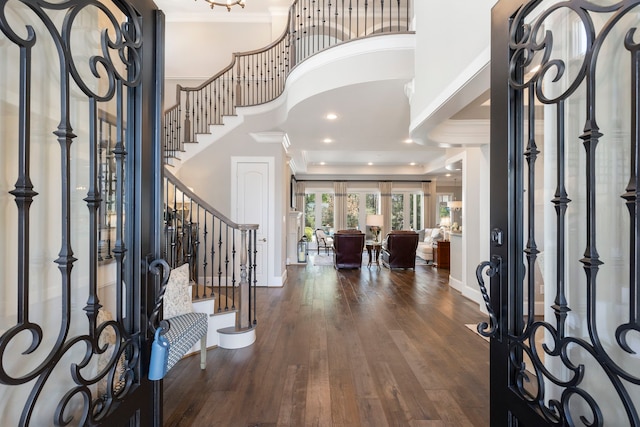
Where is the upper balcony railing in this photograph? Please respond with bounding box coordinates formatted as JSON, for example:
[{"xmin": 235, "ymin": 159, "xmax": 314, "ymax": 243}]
[{"xmin": 164, "ymin": 0, "xmax": 413, "ymax": 161}]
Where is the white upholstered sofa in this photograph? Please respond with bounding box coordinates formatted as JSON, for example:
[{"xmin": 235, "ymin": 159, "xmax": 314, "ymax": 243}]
[{"xmin": 415, "ymin": 227, "xmax": 446, "ymax": 262}]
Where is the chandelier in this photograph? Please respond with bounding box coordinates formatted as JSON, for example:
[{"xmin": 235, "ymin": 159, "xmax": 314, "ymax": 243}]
[{"xmin": 204, "ymin": 0, "xmax": 245, "ymax": 10}]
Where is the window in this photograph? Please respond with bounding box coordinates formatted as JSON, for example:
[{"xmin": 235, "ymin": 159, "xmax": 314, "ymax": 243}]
[
  {"xmin": 437, "ymin": 193, "xmax": 452, "ymax": 226},
  {"xmin": 346, "ymin": 193, "xmax": 359, "ymax": 229},
  {"xmin": 391, "ymin": 194, "xmax": 404, "ymax": 230},
  {"xmin": 320, "ymin": 193, "xmax": 334, "ymax": 232},
  {"xmin": 409, "ymin": 193, "xmax": 423, "ymax": 231},
  {"xmin": 305, "ymin": 193, "xmax": 316, "ymax": 229},
  {"xmin": 304, "ymin": 191, "xmax": 334, "ymax": 234},
  {"xmin": 347, "ymin": 191, "xmax": 379, "ymax": 232},
  {"xmin": 366, "ymin": 193, "xmax": 378, "ymax": 215},
  {"xmin": 392, "ymin": 192, "xmax": 423, "ymax": 230}
]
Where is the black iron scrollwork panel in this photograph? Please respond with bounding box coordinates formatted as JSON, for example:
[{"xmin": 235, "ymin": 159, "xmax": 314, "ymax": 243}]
[
  {"xmin": 0, "ymin": 0, "xmax": 142, "ymax": 424},
  {"xmin": 502, "ymin": 1, "xmax": 640, "ymax": 425}
]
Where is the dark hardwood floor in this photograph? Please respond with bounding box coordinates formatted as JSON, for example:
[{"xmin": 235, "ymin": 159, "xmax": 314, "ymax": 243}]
[{"xmin": 163, "ymin": 257, "xmax": 490, "ymax": 426}]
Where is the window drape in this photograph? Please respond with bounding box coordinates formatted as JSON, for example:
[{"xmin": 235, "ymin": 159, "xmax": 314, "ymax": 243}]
[
  {"xmin": 334, "ymin": 181, "xmax": 347, "ymax": 231},
  {"xmin": 379, "ymin": 181, "xmax": 392, "ymax": 238},
  {"xmin": 422, "ymin": 181, "xmax": 436, "ymax": 228}
]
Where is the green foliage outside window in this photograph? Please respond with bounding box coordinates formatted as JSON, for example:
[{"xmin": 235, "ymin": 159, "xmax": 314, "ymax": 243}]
[
  {"xmin": 366, "ymin": 194, "xmax": 378, "ymax": 215},
  {"xmin": 305, "ymin": 194, "xmax": 315, "ymax": 229},
  {"xmin": 321, "ymin": 193, "xmax": 334, "ymax": 229},
  {"xmin": 439, "ymin": 204, "xmax": 450, "ymax": 220},
  {"xmin": 346, "ymin": 193, "xmax": 359, "ymax": 229},
  {"xmin": 391, "ymin": 194, "xmax": 404, "ymax": 230}
]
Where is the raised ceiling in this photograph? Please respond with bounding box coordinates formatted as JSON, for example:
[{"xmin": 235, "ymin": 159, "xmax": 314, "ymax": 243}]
[{"xmin": 155, "ymin": 0, "xmax": 488, "ymax": 182}]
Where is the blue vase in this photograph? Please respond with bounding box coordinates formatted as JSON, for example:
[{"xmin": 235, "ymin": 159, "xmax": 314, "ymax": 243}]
[{"xmin": 149, "ymin": 328, "xmax": 170, "ymax": 380}]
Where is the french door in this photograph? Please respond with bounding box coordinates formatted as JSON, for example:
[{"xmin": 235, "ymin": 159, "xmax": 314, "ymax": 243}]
[
  {"xmin": 483, "ymin": 0, "xmax": 640, "ymax": 425},
  {"xmin": 0, "ymin": 0, "xmax": 164, "ymax": 424}
]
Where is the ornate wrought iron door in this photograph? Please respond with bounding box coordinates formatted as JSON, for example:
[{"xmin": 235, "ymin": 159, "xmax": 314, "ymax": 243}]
[
  {"xmin": 0, "ymin": 0, "xmax": 163, "ymax": 424},
  {"xmin": 482, "ymin": 0, "xmax": 640, "ymax": 425}
]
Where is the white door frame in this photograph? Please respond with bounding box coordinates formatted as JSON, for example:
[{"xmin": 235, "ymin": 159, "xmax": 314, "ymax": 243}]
[{"xmin": 231, "ymin": 156, "xmax": 274, "ymax": 286}]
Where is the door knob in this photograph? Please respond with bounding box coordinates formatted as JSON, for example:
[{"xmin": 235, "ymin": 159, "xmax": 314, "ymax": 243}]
[{"xmin": 260, "ymin": 238, "xmax": 267, "ymax": 242}]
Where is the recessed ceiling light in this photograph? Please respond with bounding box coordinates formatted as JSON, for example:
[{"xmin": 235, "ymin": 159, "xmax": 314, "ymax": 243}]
[
  {"xmin": 368, "ymin": 162, "xmax": 373, "ymax": 166},
  {"xmin": 410, "ymin": 162, "xmax": 416, "ymax": 166},
  {"xmin": 404, "ymin": 139, "xmax": 413, "ymax": 144},
  {"xmin": 446, "ymin": 173, "xmax": 452, "ymax": 177},
  {"xmin": 320, "ymin": 162, "xmax": 326, "ymax": 165},
  {"xmin": 326, "ymin": 113, "xmax": 338, "ymax": 120},
  {"xmin": 323, "ymin": 138, "xmax": 333, "ymax": 143}
]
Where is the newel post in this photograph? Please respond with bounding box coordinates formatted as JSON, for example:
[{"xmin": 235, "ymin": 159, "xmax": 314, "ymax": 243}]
[
  {"xmin": 183, "ymin": 90, "xmax": 191, "ymax": 144},
  {"xmin": 238, "ymin": 227, "xmax": 250, "ymax": 329}
]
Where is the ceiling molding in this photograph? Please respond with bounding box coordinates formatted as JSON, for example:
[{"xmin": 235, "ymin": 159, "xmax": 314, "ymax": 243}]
[
  {"xmin": 288, "ymin": 158, "xmax": 298, "ymax": 175},
  {"xmin": 428, "ymin": 117, "xmax": 544, "ymax": 147},
  {"xmin": 295, "ymin": 174, "xmax": 430, "ymax": 182},
  {"xmin": 282, "ymin": 133, "xmax": 291, "ymax": 152},
  {"xmin": 161, "ymin": 10, "xmax": 274, "ymax": 23},
  {"xmin": 428, "ymin": 119, "xmax": 490, "ymax": 146},
  {"xmin": 249, "ymin": 131, "xmax": 287, "ymax": 143}
]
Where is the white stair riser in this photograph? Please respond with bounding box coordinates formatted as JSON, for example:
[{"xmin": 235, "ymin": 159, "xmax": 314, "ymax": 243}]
[
  {"xmin": 174, "ymin": 115, "xmax": 243, "ymax": 169},
  {"xmin": 183, "ymin": 300, "xmax": 254, "ymax": 354},
  {"xmin": 218, "ymin": 328, "xmax": 256, "ymax": 349}
]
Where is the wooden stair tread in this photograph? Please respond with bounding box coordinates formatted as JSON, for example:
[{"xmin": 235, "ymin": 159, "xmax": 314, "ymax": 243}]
[
  {"xmin": 217, "ymin": 325, "xmax": 255, "ymax": 334},
  {"xmin": 190, "ymin": 284, "xmax": 237, "ymax": 308}
]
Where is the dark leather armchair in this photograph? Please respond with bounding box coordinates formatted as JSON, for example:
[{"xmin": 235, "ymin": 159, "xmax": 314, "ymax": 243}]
[
  {"xmin": 332, "ymin": 230, "xmax": 365, "ymax": 269},
  {"xmin": 381, "ymin": 231, "xmax": 419, "ymax": 269}
]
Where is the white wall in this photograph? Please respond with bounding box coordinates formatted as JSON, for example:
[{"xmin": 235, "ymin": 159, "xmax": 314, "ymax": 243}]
[
  {"xmin": 163, "ymin": 21, "xmax": 273, "ymax": 109},
  {"xmin": 409, "ymin": 2, "xmax": 493, "ymax": 311},
  {"xmin": 165, "ymin": 21, "xmax": 273, "ymax": 80},
  {"xmin": 444, "ymin": 147, "xmax": 491, "ymax": 310},
  {"xmin": 174, "ymin": 129, "xmax": 288, "ymax": 286},
  {"xmin": 411, "ymin": 0, "xmax": 496, "ymax": 136}
]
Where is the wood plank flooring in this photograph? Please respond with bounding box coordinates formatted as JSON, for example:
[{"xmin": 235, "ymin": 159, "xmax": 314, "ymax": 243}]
[{"xmin": 163, "ymin": 259, "xmax": 490, "ymax": 426}]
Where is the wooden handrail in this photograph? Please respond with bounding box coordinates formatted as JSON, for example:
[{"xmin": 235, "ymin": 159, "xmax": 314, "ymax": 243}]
[
  {"xmin": 164, "ymin": 168, "xmax": 258, "ymax": 231},
  {"xmin": 163, "ymin": 168, "xmax": 259, "ymax": 328}
]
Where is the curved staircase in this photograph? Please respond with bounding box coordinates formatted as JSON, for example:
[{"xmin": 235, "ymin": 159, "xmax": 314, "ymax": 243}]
[{"xmin": 162, "ymin": 0, "xmax": 414, "ymax": 353}]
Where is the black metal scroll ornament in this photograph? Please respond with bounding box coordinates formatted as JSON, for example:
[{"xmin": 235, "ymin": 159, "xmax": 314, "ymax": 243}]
[
  {"xmin": 476, "ymin": 257, "xmax": 500, "ymax": 338},
  {"xmin": 148, "ymin": 259, "xmax": 171, "ymax": 335}
]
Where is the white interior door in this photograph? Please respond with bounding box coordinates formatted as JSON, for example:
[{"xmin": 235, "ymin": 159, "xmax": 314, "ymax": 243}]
[{"xmin": 232, "ymin": 158, "xmax": 272, "ymax": 286}]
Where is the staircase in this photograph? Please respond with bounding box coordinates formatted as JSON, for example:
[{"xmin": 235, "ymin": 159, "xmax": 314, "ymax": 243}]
[
  {"xmin": 191, "ymin": 297, "xmax": 255, "ymax": 351},
  {"xmin": 169, "ymin": 115, "xmax": 244, "ymax": 171},
  {"xmin": 163, "ymin": 169, "xmax": 258, "ymax": 350},
  {"xmin": 163, "ymin": 0, "xmax": 413, "ymax": 168},
  {"xmin": 162, "ymin": 0, "xmax": 414, "ymax": 351}
]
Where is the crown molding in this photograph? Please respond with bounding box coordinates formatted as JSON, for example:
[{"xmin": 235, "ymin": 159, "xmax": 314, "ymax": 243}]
[
  {"xmin": 428, "ymin": 119, "xmax": 490, "ymax": 146},
  {"xmin": 249, "ymin": 131, "xmax": 287, "ymax": 144},
  {"xmin": 162, "ymin": 10, "xmax": 274, "ymax": 23}
]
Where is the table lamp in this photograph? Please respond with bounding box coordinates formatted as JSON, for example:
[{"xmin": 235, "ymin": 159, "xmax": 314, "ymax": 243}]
[{"xmin": 366, "ymin": 214, "xmax": 384, "ymax": 243}]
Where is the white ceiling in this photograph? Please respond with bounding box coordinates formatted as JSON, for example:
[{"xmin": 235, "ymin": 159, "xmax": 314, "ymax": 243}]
[
  {"xmin": 155, "ymin": 0, "xmax": 292, "ymax": 21},
  {"xmin": 155, "ymin": 0, "xmax": 487, "ymax": 182}
]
